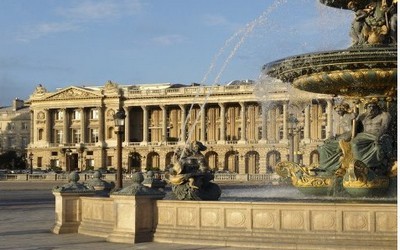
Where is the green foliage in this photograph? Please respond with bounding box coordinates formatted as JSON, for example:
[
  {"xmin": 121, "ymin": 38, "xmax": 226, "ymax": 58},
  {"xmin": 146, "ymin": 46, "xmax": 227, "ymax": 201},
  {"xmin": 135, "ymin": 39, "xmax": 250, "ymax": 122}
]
[
  {"xmin": 48, "ymin": 165, "xmax": 62, "ymax": 172},
  {"xmin": 84, "ymin": 165, "xmax": 94, "ymax": 171},
  {"xmin": 145, "ymin": 166, "xmax": 160, "ymax": 172},
  {"xmin": 0, "ymin": 151, "xmax": 27, "ymax": 170}
]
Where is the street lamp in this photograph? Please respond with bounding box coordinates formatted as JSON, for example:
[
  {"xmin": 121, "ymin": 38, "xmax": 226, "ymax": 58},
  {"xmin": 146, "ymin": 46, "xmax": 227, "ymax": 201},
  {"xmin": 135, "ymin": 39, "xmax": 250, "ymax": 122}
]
[
  {"xmin": 114, "ymin": 108, "xmax": 126, "ymax": 189},
  {"xmin": 28, "ymin": 152, "xmax": 33, "ymax": 174},
  {"xmin": 288, "ymin": 114, "xmax": 299, "ymax": 163}
]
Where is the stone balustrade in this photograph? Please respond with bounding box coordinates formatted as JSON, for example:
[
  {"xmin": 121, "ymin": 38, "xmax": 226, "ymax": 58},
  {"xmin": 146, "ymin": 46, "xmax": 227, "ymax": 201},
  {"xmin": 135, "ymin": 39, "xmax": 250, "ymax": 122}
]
[{"xmin": 0, "ymin": 173, "xmax": 283, "ymax": 183}]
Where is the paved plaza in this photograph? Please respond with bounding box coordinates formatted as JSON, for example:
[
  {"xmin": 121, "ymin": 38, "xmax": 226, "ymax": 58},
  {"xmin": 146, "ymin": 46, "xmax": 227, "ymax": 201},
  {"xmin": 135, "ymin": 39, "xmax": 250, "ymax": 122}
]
[{"xmin": 0, "ymin": 181, "xmax": 252, "ymax": 250}]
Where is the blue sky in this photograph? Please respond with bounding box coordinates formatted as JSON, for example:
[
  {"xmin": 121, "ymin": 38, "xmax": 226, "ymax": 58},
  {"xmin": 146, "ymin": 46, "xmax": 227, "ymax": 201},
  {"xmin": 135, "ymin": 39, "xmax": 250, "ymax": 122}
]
[{"xmin": 0, "ymin": 0, "xmax": 353, "ymax": 106}]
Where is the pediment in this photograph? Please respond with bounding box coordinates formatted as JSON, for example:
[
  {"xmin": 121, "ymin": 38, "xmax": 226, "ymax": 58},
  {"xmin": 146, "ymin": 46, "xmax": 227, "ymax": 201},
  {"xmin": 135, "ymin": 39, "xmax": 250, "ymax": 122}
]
[{"xmin": 45, "ymin": 87, "xmax": 103, "ymax": 101}]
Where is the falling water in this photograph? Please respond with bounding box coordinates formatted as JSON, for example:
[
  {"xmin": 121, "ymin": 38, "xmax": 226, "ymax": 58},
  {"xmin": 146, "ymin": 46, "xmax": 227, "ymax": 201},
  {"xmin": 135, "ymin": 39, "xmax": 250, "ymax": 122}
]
[{"xmin": 180, "ymin": 0, "xmax": 291, "ymax": 156}]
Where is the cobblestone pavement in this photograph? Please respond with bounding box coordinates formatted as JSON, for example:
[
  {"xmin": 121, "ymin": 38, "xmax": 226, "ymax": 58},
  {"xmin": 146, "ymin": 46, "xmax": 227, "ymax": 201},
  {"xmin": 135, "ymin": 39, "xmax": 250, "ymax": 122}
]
[{"xmin": 0, "ymin": 181, "xmax": 256, "ymax": 250}]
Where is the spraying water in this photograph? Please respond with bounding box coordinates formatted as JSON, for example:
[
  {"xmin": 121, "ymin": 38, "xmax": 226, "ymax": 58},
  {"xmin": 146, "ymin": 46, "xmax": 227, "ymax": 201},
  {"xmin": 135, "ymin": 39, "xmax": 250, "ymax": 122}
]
[{"xmin": 179, "ymin": 0, "xmax": 290, "ymax": 160}]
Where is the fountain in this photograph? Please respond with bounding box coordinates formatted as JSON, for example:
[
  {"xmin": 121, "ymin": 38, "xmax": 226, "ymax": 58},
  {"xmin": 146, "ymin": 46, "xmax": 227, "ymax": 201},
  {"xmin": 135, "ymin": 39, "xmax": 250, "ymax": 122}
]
[
  {"xmin": 51, "ymin": 1, "xmax": 397, "ymax": 249},
  {"xmin": 262, "ymin": 0, "xmax": 397, "ymax": 198}
]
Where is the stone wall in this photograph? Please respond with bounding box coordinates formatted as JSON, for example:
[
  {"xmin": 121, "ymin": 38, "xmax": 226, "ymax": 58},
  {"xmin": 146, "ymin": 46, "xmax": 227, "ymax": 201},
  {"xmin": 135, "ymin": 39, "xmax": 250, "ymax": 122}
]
[
  {"xmin": 153, "ymin": 200, "xmax": 397, "ymax": 249},
  {"xmin": 60, "ymin": 194, "xmax": 397, "ymax": 249}
]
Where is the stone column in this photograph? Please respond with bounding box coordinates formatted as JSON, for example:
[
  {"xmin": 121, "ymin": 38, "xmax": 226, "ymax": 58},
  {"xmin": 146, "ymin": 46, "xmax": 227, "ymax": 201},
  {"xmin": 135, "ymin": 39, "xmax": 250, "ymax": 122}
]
[
  {"xmin": 218, "ymin": 103, "xmax": 226, "ymax": 144},
  {"xmin": 260, "ymin": 104, "xmax": 267, "ymax": 143},
  {"xmin": 62, "ymin": 109, "xmax": 68, "ymax": 144},
  {"xmin": 302, "ymin": 105, "xmax": 311, "ymax": 144},
  {"xmin": 80, "ymin": 108, "xmax": 85, "ymax": 144},
  {"xmin": 31, "ymin": 110, "xmax": 36, "ymax": 143},
  {"xmin": 200, "ymin": 104, "xmax": 206, "ymax": 143},
  {"xmin": 281, "ymin": 103, "xmax": 288, "ymax": 143},
  {"xmin": 141, "ymin": 106, "xmax": 148, "ymax": 145},
  {"xmin": 45, "ymin": 109, "xmax": 51, "ymax": 144},
  {"xmin": 179, "ymin": 105, "xmax": 186, "ymax": 143},
  {"xmin": 239, "ymin": 102, "xmax": 246, "ymax": 144},
  {"xmin": 124, "ymin": 107, "xmax": 130, "ymax": 144},
  {"xmin": 98, "ymin": 107, "xmax": 105, "ymax": 144},
  {"xmin": 326, "ymin": 99, "xmax": 333, "ymax": 139},
  {"xmin": 161, "ymin": 105, "xmax": 167, "ymax": 143}
]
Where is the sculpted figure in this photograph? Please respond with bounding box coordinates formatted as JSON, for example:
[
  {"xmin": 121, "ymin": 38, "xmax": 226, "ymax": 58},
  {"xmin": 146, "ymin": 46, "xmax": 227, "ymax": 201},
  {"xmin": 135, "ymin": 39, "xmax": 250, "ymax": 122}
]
[
  {"xmin": 351, "ymin": 100, "xmax": 393, "ymax": 172},
  {"xmin": 348, "ymin": 1, "xmax": 372, "ymax": 46},
  {"xmin": 385, "ymin": 0, "xmax": 398, "ymax": 44},
  {"xmin": 167, "ymin": 141, "xmax": 221, "ymax": 200},
  {"xmin": 318, "ymin": 103, "xmax": 356, "ymax": 175},
  {"xmin": 348, "ymin": 0, "xmax": 398, "ymax": 45},
  {"xmin": 362, "ymin": 2, "xmax": 389, "ymax": 44}
]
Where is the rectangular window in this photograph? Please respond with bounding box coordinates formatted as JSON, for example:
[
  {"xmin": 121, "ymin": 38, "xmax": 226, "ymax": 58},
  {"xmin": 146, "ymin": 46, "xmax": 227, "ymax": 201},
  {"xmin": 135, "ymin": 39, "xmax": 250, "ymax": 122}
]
[
  {"xmin": 90, "ymin": 109, "xmax": 99, "ymax": 120},
  {"xmin": 55, "ymin": 111, "xmax": 64, "ymax": 120},
  {"xmin": 321, "ymin": 125, "xmax": 326, "ymax": 139},
  {"xmin": 50, "ymin": 159, "xmax": 59, "ymax": 167},
  {"xmin": 89, "ymin": 128, "xmax": 99, "ymax": 143},
  {"xmin": 71, "ymin": 129, "xmax": 81, "ymax": 143},
  {"xmin": 73, "ymin": 110, "xmax": 81, "ymax": 120},
  {"xmin": 37, "ymin": 157, "xmax": 42, "ymax": 168},
  {"xmin": 107, "ymin": 156, "xmax": 113, "ymax": 167},
  {"xmin": 21, "ymin": 122, "xmax": 28, "ymax": 130},
  {"xmin": 21, "ymin": 137, "xmax": 28, "ymax": 148},
  {"xmin": 8, "ymin": 122, "xmax": 15, "ymax": 130},
  {"xmin": 56, "ymin": 130, "xmax": 63, "ymax": 144},
  {"xmin": 51, "ymin": 151, "xmax": 58, "ymax": 156},
  {"xmin": 86, "ymin": 159, "xmax": 94, "ymax": 168}
]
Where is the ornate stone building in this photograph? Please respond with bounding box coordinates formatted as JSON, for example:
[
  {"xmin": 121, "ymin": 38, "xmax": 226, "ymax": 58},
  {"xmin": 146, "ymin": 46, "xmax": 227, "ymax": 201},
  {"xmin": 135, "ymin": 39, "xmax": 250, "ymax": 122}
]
[
  {"xmin": 27, "ymin": 80, "xmax": 336, "ymax": 173},
  {"xmin": 0, "ymin": 99, "xmax": 30, "ymax": 155}
]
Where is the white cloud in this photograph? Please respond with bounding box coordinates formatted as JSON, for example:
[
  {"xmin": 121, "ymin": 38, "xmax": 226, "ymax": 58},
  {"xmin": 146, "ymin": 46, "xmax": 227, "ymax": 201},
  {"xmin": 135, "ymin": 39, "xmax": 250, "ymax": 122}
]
[
  {"xmin": 151, "ymin": 34, "xmax": 186, "ymax": 46},
  {"xmin": 16, "ymin": 22, "xmax": 80, "ymax": 42},
  {"xmin": 57, "ymin": 0, "xmax": 143, "ymax": 21},
  {"xmin": 16, "ymin": 0, "xmax": 144, "ymax": 42}
]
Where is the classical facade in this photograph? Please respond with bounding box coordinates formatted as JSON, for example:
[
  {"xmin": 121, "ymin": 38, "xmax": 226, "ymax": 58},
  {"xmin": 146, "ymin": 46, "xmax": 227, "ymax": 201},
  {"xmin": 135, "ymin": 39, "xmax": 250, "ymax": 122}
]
[
  {"xmin": 0, "ymin": 99, "xmax": 30, "ymax": 155},
  {"xmin": 27, "ymin": 80, "xmax": 338, "ymax": 173}
]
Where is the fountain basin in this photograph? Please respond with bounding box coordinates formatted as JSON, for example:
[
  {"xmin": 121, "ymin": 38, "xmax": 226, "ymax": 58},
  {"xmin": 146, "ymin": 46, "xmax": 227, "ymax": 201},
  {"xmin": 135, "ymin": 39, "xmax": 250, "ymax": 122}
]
[{"xmin": 262, "ymin": 47, "xmax": 397, "ymax": 97}]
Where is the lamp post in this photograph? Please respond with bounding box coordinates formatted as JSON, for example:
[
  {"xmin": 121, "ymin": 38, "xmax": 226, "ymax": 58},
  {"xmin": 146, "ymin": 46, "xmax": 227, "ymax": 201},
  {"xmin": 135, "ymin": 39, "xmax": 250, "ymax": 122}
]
[
  {"xmin": 114, "ymin": 108, "xmax": 126, "ymax": 190},
  {"xmin": 288, "ymin": 114, "xmax": 299, "ymax": 163},
  {"xmin": 28, "ymin": 152, "xmax": 33, "ymax": 174}
]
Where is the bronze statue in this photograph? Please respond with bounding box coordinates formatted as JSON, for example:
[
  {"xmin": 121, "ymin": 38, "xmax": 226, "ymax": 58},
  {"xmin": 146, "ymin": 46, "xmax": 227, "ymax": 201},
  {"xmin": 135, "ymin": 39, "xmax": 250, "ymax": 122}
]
[{"xmin": 166, "ymin": 141, "xmax": 221, "ymax": 200}]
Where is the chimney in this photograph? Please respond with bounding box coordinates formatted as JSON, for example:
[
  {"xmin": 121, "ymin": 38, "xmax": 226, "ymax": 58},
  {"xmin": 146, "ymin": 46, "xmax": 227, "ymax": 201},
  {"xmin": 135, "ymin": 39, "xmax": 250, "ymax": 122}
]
[{"xmin": 12, "ymin": 98, "xmax": 24, "ymax": 111}]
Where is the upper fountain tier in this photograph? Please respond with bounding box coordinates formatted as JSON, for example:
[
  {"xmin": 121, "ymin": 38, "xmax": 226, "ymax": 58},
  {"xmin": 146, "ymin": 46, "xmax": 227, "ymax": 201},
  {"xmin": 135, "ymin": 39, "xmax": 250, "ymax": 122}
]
[
  {"xmin": 262, "ymin": 46, "xmax": 397, "ymax": 97},
  {"xmin": 263, "ymin": 0, "xmax": 397, "ymax": 97},
  {"xmin": 319, "ymin": 0, "xmax": 372, "ymax": 9}
]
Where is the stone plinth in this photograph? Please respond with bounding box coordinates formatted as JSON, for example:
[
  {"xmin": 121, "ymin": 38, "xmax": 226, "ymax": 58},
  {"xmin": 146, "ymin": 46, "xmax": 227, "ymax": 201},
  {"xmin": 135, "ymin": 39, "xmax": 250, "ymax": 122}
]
[
  {"xmin": 52, "ymin": 191, "xmax": 95, "ymax": 234},
  {"xmin": 106, "ymin": 172, "xmax": 165, "ymax": 244},
  {"xmin": 51, "ymin": 171, "xmax": 95, "ymax": 234},
  {"xmin": 106, "ymin": 195, "xmax": 163, "ymax": 244}
]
